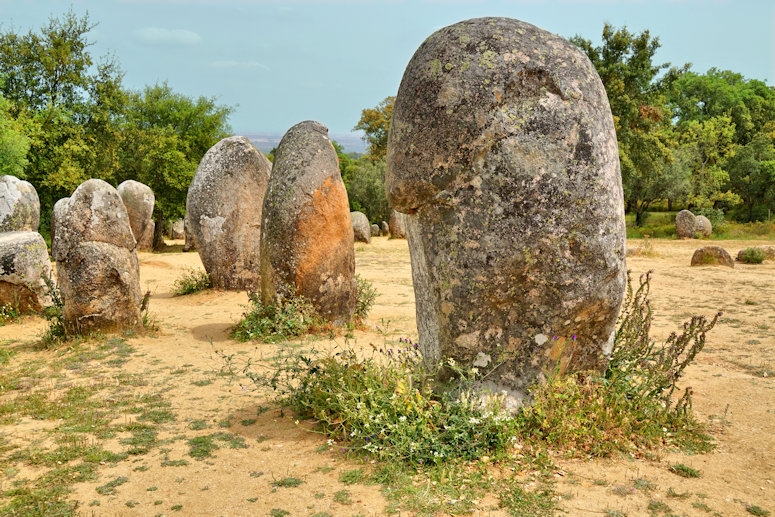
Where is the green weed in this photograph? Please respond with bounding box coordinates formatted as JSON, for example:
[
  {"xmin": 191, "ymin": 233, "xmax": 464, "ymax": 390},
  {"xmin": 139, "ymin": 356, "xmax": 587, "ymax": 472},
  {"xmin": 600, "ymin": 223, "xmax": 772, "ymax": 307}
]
[
  {"xmin": 739, "ymin": 247, "xmax": 767, "ymax": 264},
  {"xmin": 669, "ymin": 463, "xmax": 701, "ymax": 478},
  {"xmin": 171, "ymin": 268, "xmax": 212, "ymax": 296}
]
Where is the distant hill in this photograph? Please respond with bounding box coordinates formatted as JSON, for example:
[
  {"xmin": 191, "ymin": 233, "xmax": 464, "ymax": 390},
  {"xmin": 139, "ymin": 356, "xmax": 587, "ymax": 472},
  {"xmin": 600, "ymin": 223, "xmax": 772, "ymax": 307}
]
[{"xmin": 243, "ymin": 131, "xmax": 367, "ymax": 155}]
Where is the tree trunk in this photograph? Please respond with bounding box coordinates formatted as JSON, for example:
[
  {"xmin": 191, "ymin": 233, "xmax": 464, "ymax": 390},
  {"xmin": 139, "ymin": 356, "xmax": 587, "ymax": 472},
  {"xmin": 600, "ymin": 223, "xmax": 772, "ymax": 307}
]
[{"xmin": 152, "ymin": 212, "xmax": 166, "ymax": 252}]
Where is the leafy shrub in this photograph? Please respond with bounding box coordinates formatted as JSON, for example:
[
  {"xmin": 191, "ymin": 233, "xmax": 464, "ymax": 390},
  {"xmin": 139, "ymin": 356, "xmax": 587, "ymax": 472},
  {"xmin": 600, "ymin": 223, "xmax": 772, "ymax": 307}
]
[
  {"xmin": 354, "ymin": 275, "xmax": 378, "ymax": 322},
  {"xmin": 231, "ymin": 290, "xmax": 323, "ymax": 343},
  {"xmin": 693, "ymin": 207, "xmax": 728, "ymax": 234},
  {"xmin": 739, "ymin": 247, "xmax": 766, "ymax": 264},
  {"xmin": 40, "ymin": 274, "xmax": 66, "ymax": 347},
  {"xmin": 0, "ymin": 303, "xmax": 20, "ymax": 325},
  {"xmin": 171, "ymin": 268, "xmax": 211, "ymax": 295},
  {"xmin": 518, "ymin": 271, "xmax": 718, "ymax": 456}
]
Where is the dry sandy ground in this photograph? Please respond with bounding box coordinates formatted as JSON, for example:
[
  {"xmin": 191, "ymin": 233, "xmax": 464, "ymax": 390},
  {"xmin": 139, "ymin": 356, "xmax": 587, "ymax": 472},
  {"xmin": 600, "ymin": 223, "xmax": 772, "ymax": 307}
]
[{"xmin": 0, "ymin": 236, "xmax": 773, "ymax": 516}]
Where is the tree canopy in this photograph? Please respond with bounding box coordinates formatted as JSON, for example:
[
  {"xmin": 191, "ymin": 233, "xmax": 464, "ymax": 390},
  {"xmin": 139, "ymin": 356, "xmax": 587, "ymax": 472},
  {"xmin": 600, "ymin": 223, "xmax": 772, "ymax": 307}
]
[{"xmin": 0, "ymin": 10, "xmax": 232, "ymax": 240}]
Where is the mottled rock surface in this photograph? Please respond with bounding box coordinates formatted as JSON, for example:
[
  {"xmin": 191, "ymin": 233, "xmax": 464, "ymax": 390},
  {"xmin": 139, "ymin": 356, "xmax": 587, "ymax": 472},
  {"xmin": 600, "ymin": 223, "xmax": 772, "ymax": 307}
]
[
  {"xmin": 51, "ymin": 179, "xmax": 142, "ymax": 334},
  {"xmin": 388, "ymin": 210, "xmax": 406, "ymax": 239},
  {"xmin": 371, "ymin": 224, "xmax": 380, "ymax": 237},
  {"xmin": 381, "ymin": 221, "xmax": 389, "ymax": 236},
  {"xmin": 351, "ymin": 211, "xmax": 371, "ymax": 243},
  {"xmin": 691, "ymin": 246, "xmax": 734, "ymax": 267},
  {"xmin": 675, "ymin": 210, "xmax": 696, "ymax": 239},
  {"xmin": 0, "ymin": 231, "xmax": 52, "ymax": 312},
  {"xmin": 186, "ymin": 136, "xmax": 271, "ymax": 290},
  {"xmin": 50, "ymin": 197, "xmax": 69, "ymax": 243},
  {"xmin": 118, "ymin": 180, "xmax": 155, "ymax": 251},
  {"xmin": 171, "ymin": 219, "xmax": 185, "ymax": 240},
  {"xmin": 694, "ymin": 215, "xmax": 712, "ymax": 238},
  {"xmin": 0, "ymin": 175, "xmax": 39, "ymax": 232},
  {"xmin": 386, "ymin": 17, "xmax": 626, "ymax": 407},
  {"xmin": 260, "ymin": 121, "xmax": 356, "ymax": 322}
]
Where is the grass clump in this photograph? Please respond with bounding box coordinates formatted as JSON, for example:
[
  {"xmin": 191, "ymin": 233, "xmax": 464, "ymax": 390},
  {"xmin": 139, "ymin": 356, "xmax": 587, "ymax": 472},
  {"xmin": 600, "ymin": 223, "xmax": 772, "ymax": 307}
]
[
  {"xmin": 739, "ymin": 247, "xmax": 767, "ymax": 264},
  {"xmin": 232, "ymin": 277, "xmax": 378, "ymax": 342},
  {"xmin": 171, "ymin": 268, "xmax": 212, "ymax": 295},
  {"xmin": 669, "ymin": 463, "xmax": 701, "ymax": 478},
  {"xmin": 518, "ymin": 271, "xmax": 718, "ymax": 456},
  {"xmin": 231, "ymin": 291, "xmax": 323, "ymax": 343}
]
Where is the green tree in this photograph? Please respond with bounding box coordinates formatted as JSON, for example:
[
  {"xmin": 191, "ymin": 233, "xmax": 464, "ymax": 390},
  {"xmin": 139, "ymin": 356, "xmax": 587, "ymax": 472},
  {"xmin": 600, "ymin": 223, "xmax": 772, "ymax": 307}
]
[
  {"xmin": 342, "ymin": 156, "xmax": 389, "ymax": 224},
  {"xmin": 120, "ymin": 82, "xmax": 232, "ymax": 249},
  {"xmin": 726, "ymin": 133, "xmax": 775, "ymax": 220},
  {"xmin": 571, "ymin": 25, "xmax": 685, "ymax": 225},
  {"xmin": 353, "ymin": 96, "xmax": 394, "ymax": 160},
  {"xmin": 679, "ymin": 115, "xmax": 739, "ymax": 208},
  {"xmin": 0, "ymin": 9, "xmax": 126, "ymax": 233},
  {"xmin": 0, "ymin": 94, "xmax": 31, "ymax": 177}
]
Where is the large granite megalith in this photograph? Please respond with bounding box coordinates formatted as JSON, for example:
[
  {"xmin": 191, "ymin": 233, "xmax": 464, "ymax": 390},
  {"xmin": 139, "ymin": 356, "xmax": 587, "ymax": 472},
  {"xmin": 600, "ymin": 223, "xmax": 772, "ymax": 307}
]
[
  {"xmin": 186, "ymin": 136, "xmax": 271, "ymax": 290},
  {"xmin": 386, "ymin": 17, "xmax": 627, "ymax": 407},
  {"xmin": 0, "ymin": 175, "xmax": 40, "ymax": 232},
  {"xmin": 118, "ymin": 180, "xmax": 156, "ymax": 251},
  {"xmin": 260, "ymin": 121, "xmax": 356, "ymax": 323},
  {"xmin": 52, "ymin": 179, "xmax": 142, "ymax": 334}
]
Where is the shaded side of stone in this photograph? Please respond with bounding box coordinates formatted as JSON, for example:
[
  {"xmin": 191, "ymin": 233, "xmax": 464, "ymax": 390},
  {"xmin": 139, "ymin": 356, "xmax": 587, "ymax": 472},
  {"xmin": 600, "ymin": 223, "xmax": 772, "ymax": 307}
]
[
  {"xmin": 691, "ymin": 246, "xmax": 734, "ymax": 267},
  {"xmin": 370, "ymin": 224, "xmax": 380, "ymax": 237},
  {"xmin": 386, "ymin": 17, "xmax": 626, "ymax": 406},
  {"xmin": 186, "ymin": 136, "xmax": 271, "ymax": 290},
  {"xmin": 260, "ymin": 120, "xmax": 356, "ymax": 323}
]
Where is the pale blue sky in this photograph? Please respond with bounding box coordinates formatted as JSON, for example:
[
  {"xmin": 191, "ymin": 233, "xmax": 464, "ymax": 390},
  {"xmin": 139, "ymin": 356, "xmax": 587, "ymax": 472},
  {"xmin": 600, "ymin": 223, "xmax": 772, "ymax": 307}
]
[{"xmin": 1, "ymin": 0, "xmax": 773, "ymax": 139}]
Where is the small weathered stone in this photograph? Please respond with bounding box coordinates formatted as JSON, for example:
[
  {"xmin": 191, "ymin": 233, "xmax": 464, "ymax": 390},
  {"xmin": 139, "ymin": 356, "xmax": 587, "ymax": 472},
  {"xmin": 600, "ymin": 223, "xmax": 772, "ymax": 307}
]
[
  {"xmin": 117, "ymin": 180, "xmax": 155, "ymax": 251},
  {"xmin": 675, "ymin": 210, "xmax": 696, "ymax": 239},
  {"xmin": 691, "ymin": 246, "xmax": 734, "ymax": 267},
  {"xmin": 0, "ymin": 175, "xmax": 40, "ymax": 232},
  {"xmin": 171, "ymin": 219, "xmax": 185, "ymax": 240},
  {"xmin": 694, "ymin": 215, "xmax": 712, "ymax": 238},
  {"xmin": 371, "ymin": 224, "xmax": 380, "ymax": 237},
  {"xmin": 386, "ymin": 17, "xmax": 626, "ymax": 407},
  {"xmin": 52, "ymin": 179, "xmax": 142, "ymax": 334},
  {"xmin": 50, "ymin": 197, "xmax": 69, "ymax": 243},
  {"xmin": 0, "ymin": 231, "xmax": 52, "ymax": 312},
  {"xmin": 186, "ymin": 136, "xmax": 271, "ymax": 290},
  {"xmin": 388, "ymin": 210, "xmax": 406, "ymax": 239},
  {"xmin": 381, "ymin": 221, "xmax": 389, "ymax": 236},
  {"xmin": 260, "ymin": 121, "xmax": 356, "ymax": 323},
  {"xmin": 351, "ymin": 211, "xmax": 371, "ymax": 243}
]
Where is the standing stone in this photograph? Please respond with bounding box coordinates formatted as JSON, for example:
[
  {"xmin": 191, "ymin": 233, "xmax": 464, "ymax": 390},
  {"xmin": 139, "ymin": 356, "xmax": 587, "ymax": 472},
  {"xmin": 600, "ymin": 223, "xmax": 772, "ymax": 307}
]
[
  {"xmin": 381, "ymin": 221, "xmax": 389, "ymax": 236},
  {"xmin": 388, "ymin": 210, "xmax": 406, "ymax": 239},
  {"xmin": 186, "ymin": 136, "xmax": 271, "ymax": 290},
  {"xmin": 351, "ymin": 211, "xmax": 371, "ymax": 243},
  {"xmin": 691, "ymin": 246, "xmax": 734, "ymax": 267},
  {"xmin": 117, "ymin": 180, "xmax": 155, "ymax": 251},
  {"xmin": 171, "ymin": 219, "xmax": 185, "ymax": 240},
  {"xmin": 386, "ymin": 17, "xmax": 627, "ymax": 407},
  {"xmin": 0, "ymin": 231, "xmax": 53, "ymax": 312},
  {"xmin": 675, "ymin": 210, "xmax": 696, "ymax": 239},
  {"xmin": 50, "ymin": 197, "xmax": 69, "ymax": 243},
  {"xmin": 0, "ymin": 175, "xmax": 40, "ymax": 232},
  {"xmin": 694, "ymin": 215, "xmax": 712, "ymax": 238},
  {"xmin": 371, "ymin": 224, "xmax": 380, "ymax": 237},
  {"xmin": 260, "ymin": 121, "xmax": 356, "ymax": 323},
  {"xmin": 51, "ymin": 179, "xmax": 142, "ymax": 334}
]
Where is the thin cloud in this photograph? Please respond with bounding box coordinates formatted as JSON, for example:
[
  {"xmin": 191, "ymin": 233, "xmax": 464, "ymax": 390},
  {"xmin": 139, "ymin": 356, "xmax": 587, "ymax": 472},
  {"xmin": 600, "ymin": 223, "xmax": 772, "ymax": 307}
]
[
  {"xmin": 134, "ymin": 27, "xmax": 202, "ymax": 46},
  {"xmin": 210, "ymin": 60, "xmax": 271, "ymax": 71}
]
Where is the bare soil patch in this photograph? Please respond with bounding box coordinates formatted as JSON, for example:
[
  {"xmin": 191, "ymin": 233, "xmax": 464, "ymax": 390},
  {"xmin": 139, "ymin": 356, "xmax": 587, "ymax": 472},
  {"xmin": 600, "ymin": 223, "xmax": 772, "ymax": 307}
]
[{"xmin": 0, "ymin": 237, "xmax": 773, "ymax": 516}]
